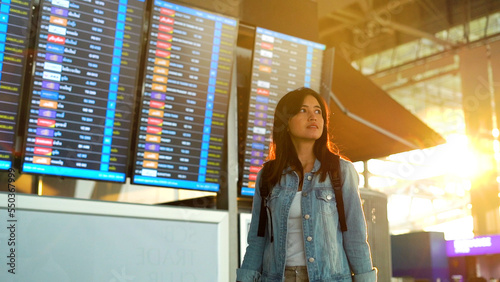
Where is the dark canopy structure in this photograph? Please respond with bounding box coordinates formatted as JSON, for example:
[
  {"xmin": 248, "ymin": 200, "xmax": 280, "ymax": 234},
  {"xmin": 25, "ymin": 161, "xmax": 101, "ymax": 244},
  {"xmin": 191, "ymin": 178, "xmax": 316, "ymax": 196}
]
[{"xmin": 323, "ymin": 49, "xmax": 446, "ymax": 162}]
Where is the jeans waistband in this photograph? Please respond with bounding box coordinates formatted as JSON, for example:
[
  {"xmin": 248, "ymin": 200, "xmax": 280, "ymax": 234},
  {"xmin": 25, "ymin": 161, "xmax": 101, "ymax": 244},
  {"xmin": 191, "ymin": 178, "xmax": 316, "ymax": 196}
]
[{"xmin": 285, "ymin": 266, "xmax": 307, "ymax": 271}]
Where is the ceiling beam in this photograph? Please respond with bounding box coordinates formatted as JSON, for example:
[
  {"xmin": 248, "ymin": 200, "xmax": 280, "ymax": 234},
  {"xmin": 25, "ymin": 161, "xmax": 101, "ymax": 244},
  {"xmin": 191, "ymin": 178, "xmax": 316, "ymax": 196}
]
[
  {"xmin": 331, "ymin": 8, "xmax": 364, "ymax": 21},
  {"xmin": 319, "ymin": 0, "xmax": 415, "ymax": 38},
  {"xmin": 326, "ymin": 13, "xmax": 360, "ymax": 25},
  {"xmin": 384, "ymin": 21, "xmax": 454, "ymax": 49},
  {"xmin": 317, "ymin": 0, "xmax": 361, "ymax": 18},
  {"xmin": 320, "ymin": 0, "xmax": 455, "ymax": 50}
]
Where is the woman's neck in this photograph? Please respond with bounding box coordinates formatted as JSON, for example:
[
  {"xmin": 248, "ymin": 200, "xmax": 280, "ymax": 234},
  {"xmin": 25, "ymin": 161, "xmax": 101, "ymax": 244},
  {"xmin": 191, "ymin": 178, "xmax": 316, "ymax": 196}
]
[{"xmin": 293, "ymin": 141, "xmax": 316, "ymax": 173}]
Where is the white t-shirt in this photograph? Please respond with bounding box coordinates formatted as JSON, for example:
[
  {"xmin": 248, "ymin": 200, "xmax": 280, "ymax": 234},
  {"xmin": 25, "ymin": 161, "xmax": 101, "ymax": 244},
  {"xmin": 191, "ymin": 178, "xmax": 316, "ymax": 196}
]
[{"xmin": 285, "ymin": 191, "xmax": 306, "ymax": 266}]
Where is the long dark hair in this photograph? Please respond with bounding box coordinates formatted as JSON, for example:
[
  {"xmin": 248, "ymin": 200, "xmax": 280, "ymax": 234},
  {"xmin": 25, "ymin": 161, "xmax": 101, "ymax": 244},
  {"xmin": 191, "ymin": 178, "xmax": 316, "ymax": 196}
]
[{"xmin": 261, "ymin": 87, "xmax": 340, "ymax": 193}]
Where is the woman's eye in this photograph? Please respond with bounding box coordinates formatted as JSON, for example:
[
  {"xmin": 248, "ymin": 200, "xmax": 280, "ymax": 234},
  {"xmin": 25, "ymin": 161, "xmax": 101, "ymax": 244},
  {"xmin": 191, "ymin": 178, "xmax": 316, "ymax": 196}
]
[
  {"xmin": 299, "ymin": 108, "xmax": 306, "ymax": 113},
  {"xmin": 315, "ymin": 110, "xmax": 322, "ymax": 114}
]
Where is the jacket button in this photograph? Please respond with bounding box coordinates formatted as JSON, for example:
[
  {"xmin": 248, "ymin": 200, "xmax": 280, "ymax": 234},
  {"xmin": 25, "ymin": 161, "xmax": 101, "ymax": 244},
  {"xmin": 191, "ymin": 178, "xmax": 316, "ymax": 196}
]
[
  {"xmin": 303, "ymin": 192, "xmax": 307, "ymax": 197},
  {"xmin": 307, "ymin": 175, "xmax": 312, "ymax": 181},
  {"xmin": 308, "ymin": 257, "xmax": 315, "ymax": 263},
  {"xmin": 326, "ymin": 195, "xmax": 332, "ymax": 200},
  {"xmin": 307, "ymin": 236, "xmax": 312, "ymax": 242},
  {"xmin": 304, "ymin": 214, "xmax": 310, "ymax": 219}
]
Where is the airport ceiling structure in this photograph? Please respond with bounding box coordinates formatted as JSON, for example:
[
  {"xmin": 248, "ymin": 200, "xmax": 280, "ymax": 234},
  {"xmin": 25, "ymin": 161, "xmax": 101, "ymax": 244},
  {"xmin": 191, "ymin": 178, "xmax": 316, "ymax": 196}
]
[{"xmin": 317, "ymin": 0, "xmax": 500, "ymax": 62}]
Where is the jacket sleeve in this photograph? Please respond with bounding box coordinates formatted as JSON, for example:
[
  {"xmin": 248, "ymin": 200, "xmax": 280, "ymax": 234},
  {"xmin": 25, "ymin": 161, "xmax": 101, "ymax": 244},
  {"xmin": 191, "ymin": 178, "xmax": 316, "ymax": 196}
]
[
  {"xmin": 340, "ymin": 160, "xmax": 378, "ymax": 282},
  {"xmin": 236, "ymin": 170, "xmax": 267, "ymax": 282}
]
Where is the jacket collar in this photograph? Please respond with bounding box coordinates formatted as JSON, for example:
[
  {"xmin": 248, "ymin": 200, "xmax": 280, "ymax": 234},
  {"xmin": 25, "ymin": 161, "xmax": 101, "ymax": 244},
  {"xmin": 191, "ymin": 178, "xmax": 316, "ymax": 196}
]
[{"xmin": 283, "ymin": 159, "xmax": 321, "ymax": 174}]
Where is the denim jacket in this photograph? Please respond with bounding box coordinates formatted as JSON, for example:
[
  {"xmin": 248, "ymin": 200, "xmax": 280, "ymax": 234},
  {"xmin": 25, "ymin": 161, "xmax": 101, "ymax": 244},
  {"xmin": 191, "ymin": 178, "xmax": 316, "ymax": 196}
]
[{"xmin": 237, "ymin": 159, "xmax": 377, "ymax": 282}]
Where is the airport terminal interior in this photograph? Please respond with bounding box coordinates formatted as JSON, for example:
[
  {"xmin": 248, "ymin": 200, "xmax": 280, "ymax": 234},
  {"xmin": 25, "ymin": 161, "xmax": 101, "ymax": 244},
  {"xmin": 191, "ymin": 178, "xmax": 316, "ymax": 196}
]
[{"xmin": 0, "ymin": 0, "xmax": 500, "ymax": 281}]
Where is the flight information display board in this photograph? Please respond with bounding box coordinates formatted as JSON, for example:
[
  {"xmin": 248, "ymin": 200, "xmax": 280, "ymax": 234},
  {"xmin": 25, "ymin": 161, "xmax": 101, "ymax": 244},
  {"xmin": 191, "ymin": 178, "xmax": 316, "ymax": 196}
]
[
  {"xmin": 131, "ymin": 0, "xmax": 237, "ymax": 191},
  {"xmin": 21, "ymin": 0, "xmax": 147, "ymax": 182},
  {"xmin": 0, "ymin": 0, "xmax": 32, "ymax": 170},
  {"xmin": 240, "ymin": 27, "xmax": 325, "ymax": 196}
]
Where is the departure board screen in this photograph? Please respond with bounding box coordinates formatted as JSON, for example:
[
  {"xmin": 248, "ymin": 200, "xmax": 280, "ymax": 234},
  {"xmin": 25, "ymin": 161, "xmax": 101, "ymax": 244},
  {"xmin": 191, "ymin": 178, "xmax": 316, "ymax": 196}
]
[
  {"xmin": 0, "ymin": 0, "xmax": 32, "ymax": 170},
  {"xmin": 240, "ymin": 27, "xmax": 325, "ymax": 196},
  {"xmin": 131, "ymin": 0, "xmax": 237, "ymax": 192},
  {"xmin": 21, "ymin": 0, "xmax": 147, "ymax": 182}
]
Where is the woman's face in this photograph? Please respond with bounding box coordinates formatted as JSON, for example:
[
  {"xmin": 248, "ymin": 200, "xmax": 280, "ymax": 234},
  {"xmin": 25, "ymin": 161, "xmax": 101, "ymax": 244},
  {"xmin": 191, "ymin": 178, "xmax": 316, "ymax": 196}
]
[{"xmin": 287, "ymin": 95, "xmax": 324, "ymax": 144}]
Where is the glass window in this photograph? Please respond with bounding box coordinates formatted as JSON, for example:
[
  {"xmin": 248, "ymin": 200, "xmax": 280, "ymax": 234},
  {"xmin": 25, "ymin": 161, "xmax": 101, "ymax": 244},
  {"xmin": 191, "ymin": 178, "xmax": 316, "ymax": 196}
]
[
  {"xmin": 393, "ymin": 41, "xmax": 419, "ymax": 66},
  {"xmin": 469, "ymin": 17, "xmax": 487, "ymax": 42},
  {"xmin": 360, "ymin": 53, "xmax": 379, "ymax": 75},
  {"xmin": 376, "ymin": 48, "xmax": 394, "ymax": 71},
  {"xmin": 486, "ymin": 12, "xmax": 500, "ymax": 36}
]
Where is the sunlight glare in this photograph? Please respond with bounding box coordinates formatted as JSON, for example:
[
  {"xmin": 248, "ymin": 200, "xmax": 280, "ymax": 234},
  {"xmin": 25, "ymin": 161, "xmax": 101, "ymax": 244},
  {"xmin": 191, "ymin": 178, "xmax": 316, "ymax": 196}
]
[
  {"xmin": 444, "ymin": 134, "xmax": 479, "ymax": 179},
  {"xmin": 424, "ymin": 216, "xmax": 474, "ymax": 240}
]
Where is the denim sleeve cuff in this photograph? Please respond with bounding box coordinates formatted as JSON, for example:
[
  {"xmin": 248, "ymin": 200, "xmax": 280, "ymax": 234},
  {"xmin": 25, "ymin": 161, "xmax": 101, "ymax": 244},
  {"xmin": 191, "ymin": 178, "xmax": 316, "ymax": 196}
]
[
  {"xmin": 236, "ymin": 268, "xmax": 261, "ymax": 282},
  {"xmin": 352, "ymin": 268, "xmax": 377, "ymax": 282}
]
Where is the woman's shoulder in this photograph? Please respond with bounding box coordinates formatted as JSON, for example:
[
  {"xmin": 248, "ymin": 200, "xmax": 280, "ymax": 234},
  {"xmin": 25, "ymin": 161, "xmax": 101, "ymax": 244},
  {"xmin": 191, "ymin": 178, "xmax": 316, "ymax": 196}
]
[
  {"xmin": 337, "ymin": 158, "xmax": 360, "ymax": 188},
  {"xmin": 337, "ymin": 157, "xmax": 357, "ymax": 176},
  {"xmin": 339, "ymin": 157, "xmax": 353, "ymax": 167},
  {"xmin": 322, "ymin": 154, "xmax": 354, "ymax": 171}
]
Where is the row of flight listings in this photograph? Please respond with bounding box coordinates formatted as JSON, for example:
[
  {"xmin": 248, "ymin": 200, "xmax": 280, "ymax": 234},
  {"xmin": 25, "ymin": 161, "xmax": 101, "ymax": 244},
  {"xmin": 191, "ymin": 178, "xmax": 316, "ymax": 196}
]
[{"xmin": 0, "ymin": 0, "xmax": 325, "ymax": 196}]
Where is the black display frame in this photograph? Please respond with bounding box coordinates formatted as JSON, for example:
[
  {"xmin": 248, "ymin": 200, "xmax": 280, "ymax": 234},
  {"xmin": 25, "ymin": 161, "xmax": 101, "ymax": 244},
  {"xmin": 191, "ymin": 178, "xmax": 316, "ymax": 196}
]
[
  {"xmin": 129, "ymin": 0, "xmax": 239, "ymax": 193},
  {"xmin": 0, "ymin": 0, "xmax": 37, "ymax": 172},
  {"xmin": 19, "ymin": 0, "xmax": 150, "ymax": 183}
]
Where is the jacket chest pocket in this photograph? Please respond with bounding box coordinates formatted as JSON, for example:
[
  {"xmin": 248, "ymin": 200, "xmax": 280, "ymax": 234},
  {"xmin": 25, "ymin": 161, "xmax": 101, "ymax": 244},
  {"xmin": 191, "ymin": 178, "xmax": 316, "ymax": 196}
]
[{"xmin": 315, "ymin": 188, "xmax": 338, "ymax": 215}]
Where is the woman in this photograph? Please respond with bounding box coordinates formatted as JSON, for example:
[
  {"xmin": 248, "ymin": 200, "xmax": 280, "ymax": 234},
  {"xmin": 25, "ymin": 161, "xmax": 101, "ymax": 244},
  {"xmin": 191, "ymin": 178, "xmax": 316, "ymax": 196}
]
[{"xmin": 237, "ymin": 87, "xmax": 377, "ymax": 282}]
